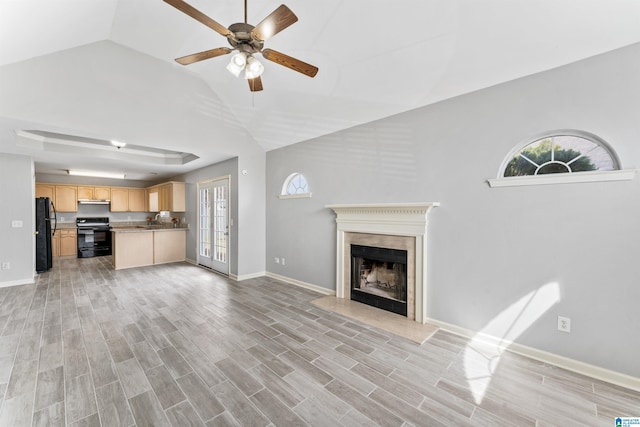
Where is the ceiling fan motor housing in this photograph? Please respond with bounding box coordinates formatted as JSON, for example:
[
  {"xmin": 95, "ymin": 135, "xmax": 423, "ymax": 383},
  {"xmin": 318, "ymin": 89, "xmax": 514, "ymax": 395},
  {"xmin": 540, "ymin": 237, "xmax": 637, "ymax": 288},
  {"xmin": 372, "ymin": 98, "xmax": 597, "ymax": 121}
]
[{"xmin": 227, "ymin": 23, "xmax": 264, "ymax": 53}]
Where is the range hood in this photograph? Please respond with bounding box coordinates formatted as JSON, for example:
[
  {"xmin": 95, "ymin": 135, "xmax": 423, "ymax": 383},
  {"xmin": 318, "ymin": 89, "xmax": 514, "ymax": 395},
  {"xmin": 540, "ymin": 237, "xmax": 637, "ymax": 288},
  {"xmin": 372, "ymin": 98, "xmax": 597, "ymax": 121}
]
[{"xmin": 78, "ymin": 199, "xmax": 110, "ymax": 205}]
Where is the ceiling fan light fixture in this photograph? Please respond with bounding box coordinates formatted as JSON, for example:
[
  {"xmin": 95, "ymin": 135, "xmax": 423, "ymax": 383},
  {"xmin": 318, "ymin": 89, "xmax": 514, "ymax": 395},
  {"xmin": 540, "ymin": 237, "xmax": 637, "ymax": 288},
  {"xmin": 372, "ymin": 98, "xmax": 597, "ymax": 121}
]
[
  {"xmin": 226, "ymin": 52, "xmax": 247, "ymax": 77},
  {"xmin": 244, "ymin": 55, "xmax": 264, "ymax": 79}
]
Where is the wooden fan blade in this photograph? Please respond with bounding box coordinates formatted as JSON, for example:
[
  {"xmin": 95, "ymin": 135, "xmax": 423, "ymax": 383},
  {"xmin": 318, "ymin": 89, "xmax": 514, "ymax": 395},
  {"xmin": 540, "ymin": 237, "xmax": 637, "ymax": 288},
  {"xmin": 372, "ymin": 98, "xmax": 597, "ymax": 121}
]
[
  {"xmin": 262, "ymin": 49, "xmax": 318, "ymax": 78},
  {"xmin": 252, "ymin": 4, "xmax": 298, "ymax": 41},
  {"xmin": 175, "ymin": 47, "xmax": 232, "ymax": 65},
  {"xmin": 248, "ymin": 76, "xmax": 264, "ymax": 92},
  {"xmin": 163, "ymin": 0, "xmax": 231, "ymax": 37}
]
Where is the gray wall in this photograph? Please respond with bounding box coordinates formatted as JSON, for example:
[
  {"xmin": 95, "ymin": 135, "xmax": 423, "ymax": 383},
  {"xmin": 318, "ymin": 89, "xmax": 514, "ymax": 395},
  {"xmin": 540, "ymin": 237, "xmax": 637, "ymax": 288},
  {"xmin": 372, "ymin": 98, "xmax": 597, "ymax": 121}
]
[
  {"xmin": 266, "ymin": 43, "xmax": 640, "ymax": 377},
  {"xmin": 0, "ymin": 154, "xmax": 35, "ymax": 286}
]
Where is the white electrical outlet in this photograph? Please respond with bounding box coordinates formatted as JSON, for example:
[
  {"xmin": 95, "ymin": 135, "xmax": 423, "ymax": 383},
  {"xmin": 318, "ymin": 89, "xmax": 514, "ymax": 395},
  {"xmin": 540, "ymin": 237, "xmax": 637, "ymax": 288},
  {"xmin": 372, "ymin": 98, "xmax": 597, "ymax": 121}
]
[
  {"xmin": 281, "ymin": 258, "xmax": 285, "ymax": 266},
  {"xmin": 274, "ymin": 257, "xmax": 280, "ymax": 264},
  {"xmin": 11, "ymin": 220, "xmax": 23, "ymax": 228},
  {"xmin": 1, "ymin": 262, "xmax": 10, "ymax": 270},
  {"xmin": 558, "ymin": 316, "xmax": 571, "ymax": 333},
  {"xmin": 60, "ymin": 217, "xmax": 65, "ymax": 222}
]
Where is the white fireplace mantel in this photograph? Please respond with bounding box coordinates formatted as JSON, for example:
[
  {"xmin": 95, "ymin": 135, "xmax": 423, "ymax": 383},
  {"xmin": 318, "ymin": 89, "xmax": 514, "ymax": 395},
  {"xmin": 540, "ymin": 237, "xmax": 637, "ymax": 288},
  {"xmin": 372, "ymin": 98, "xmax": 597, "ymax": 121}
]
[{"xmin": 326, "ymin": 202, "xmax": 440, "ymax": 324}]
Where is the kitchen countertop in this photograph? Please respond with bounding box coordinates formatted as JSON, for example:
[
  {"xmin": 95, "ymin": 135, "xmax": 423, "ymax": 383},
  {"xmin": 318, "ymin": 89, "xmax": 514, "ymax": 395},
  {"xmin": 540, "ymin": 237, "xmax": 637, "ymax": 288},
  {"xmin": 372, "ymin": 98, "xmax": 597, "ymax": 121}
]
[
  {"xmin": 54, "ymin": 221, "xmax": 188, "ymax": 231},
  {"xmin": 111, "ymin": 226, "xmax": 188, "ymax": 233},
  {"xmin": 53, "ymin": 222, "xmax": 76, "ymax": 229}
]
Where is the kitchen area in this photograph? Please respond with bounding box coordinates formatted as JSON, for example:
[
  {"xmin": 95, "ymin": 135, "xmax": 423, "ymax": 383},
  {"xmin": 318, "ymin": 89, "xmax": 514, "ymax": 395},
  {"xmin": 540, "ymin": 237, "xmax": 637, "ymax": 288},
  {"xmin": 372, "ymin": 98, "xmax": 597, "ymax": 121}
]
[{"xmin": 35, "ymin": 181, "xmax": 188, "ymax": 271}]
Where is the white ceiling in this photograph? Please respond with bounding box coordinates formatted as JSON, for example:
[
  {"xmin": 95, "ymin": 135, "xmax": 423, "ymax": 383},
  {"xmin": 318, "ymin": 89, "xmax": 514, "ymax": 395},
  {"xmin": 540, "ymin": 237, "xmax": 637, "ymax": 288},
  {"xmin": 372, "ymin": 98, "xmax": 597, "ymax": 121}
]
[{"xmin": 2, "ymin": 0, "xmax": 640, "ymax": 181}]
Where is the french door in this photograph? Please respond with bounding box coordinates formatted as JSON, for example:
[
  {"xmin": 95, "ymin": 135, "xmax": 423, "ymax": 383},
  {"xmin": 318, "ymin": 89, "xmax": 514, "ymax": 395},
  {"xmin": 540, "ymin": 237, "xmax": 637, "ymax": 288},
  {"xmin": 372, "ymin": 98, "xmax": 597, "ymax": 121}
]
[{"xmin": 197, "ymin": 176, "xmax": 230, "ymax": 275}]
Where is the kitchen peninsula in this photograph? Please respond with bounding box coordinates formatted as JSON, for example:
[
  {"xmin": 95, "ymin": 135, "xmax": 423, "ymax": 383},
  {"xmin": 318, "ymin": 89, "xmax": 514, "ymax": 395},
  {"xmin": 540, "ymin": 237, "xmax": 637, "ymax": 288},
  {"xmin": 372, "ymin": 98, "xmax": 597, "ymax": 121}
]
[{"xmin": 111, "ymin": 226, "xmax": 186, "ymax": 270}]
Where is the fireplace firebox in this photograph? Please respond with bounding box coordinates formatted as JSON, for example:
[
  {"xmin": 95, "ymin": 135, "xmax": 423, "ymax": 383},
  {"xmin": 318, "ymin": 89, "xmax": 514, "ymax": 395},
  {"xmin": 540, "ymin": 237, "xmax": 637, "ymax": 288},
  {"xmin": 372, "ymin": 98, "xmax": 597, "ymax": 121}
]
[{"xmin": 351, "ymin": 245, "xmax": 408, "ymax": 316}]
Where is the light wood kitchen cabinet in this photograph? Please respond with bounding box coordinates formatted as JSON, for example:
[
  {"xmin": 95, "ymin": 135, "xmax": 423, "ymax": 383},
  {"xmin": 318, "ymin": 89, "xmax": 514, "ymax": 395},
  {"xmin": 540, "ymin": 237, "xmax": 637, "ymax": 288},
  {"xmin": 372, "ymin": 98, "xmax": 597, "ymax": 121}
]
[
  {"xmin": 59, "ymin": 229, "xmax": 77, "ymax": 257},
  {"xmin": 78, "ymin": 186, "xmax": 111, "ymax": 200},
  {"xmin": 36, "ymin": 183, "xmax": 55, "ymax": 202},
  {"xmin": 112, "ymin": 230, "xmax": 154, "ymax": 270},
  {"xmin": 94, "ymin": 187, "xmax": 111, "ymax": 200},
  {"xmin": 147, "ymin": 182, "xmax": 185, "ymax": 212},
  {"xmin": 110, "ymin": 188, "xmax": 129, "ymax": 212},
  {"xmin": 153, "ymin": 230, "xmax": 186, "ymax": 264},
  {"xmin": 77, "ymin": 186, "xmax": 94, "ymax": 200},
  {"xmin": 51, "ymin": 231, "xmax": 60, "ymax": 257},
  {"xmin": 51, "ymin": 228, "xmax": 76, "ymax": 257},
  {"xmin": 148, "ymin": 187, "xmax": 159, "ymax": 212},
  {"xmin": 110, "ymin": 188, "xmax": 146, "ymax": 212},
  {"xmin": 55, "ymin": 186, "xmax": 78, "ymax": 212},
  {"xmin": 112, "ymin": 229, "xmax": 186, "ymax": 270},
  {"xmin": 128, "ymin": 188, "xmax": 146, "ymax": 212}
]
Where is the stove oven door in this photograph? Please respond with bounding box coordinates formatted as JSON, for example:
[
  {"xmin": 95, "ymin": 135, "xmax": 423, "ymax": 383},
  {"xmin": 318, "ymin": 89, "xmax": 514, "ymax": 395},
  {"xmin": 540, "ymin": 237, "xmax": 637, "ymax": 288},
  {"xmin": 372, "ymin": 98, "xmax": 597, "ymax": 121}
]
[{"xmin": 77, "ymin": 227, "xmax": 112, "ymax": 258}]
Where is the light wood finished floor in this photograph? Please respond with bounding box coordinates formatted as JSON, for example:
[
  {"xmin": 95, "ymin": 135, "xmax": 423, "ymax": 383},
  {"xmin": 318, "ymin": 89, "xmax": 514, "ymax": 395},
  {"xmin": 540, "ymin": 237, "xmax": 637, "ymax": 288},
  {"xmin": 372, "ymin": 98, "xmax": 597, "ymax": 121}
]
[{"xmin": 0, "ymin": 257, "xmax": 637, "ymax": 426}]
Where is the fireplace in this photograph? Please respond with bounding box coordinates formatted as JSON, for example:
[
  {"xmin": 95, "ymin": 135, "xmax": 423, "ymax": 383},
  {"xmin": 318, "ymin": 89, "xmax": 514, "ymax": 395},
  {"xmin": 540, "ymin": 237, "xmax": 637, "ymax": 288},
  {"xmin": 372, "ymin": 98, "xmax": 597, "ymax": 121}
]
[
  {"xmin": 351, "ymin": 245, "xmax": 407, "ymax": 316},
  {"xmin": 327, "ymin": 203, "xmax": 439, "ymax": 323}
]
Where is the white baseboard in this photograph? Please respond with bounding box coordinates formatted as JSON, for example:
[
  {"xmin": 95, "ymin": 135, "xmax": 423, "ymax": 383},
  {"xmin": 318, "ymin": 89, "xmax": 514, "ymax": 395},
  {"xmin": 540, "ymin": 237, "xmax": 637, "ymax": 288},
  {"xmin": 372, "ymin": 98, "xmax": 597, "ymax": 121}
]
[
  {"xmin": 231, "ymin": 271, "xmax": 266, "ymax": 281},
  {"xmin": 0, "ymin": 277, "xmax": 35, "ymax": 289},
  {"xmin": 427, "ymin": 318, "xmax": 640, "ymax": 392},
  {"xmin": 265, "ymin": 272, "xmax": 335, "ymax": 296}
]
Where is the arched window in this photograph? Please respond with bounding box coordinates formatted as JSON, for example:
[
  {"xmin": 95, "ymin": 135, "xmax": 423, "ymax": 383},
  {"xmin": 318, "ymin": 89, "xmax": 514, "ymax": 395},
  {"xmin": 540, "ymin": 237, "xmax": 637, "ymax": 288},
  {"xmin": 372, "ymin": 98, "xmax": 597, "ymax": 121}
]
[
  {"xmin": 489, "ymin": 131, "xmax": 634, "ymax": 187},
  {"xmin": 279, "ymin": 173, "xmax": 312, "ymax": 198}
]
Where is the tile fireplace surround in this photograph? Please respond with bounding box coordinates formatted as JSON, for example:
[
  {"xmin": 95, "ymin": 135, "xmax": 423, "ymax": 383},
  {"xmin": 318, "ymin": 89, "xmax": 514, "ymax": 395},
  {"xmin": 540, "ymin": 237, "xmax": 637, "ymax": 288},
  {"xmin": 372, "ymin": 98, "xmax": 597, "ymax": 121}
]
[{"xmin": 326, "ymin": 203, "xmax": 440, "ymax": 324}]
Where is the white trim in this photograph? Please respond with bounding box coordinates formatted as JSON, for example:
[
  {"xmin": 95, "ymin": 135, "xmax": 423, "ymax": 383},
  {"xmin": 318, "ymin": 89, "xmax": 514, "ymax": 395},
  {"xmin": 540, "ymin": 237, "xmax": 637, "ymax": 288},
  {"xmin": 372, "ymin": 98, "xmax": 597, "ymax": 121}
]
[
  {"xmin": 231, "ymin": 271, "xmax": 266, "ymax": 281},
  {"xmin": 326, "ymin": 202, "xmax": 440, "ymax": 324},
  {"xmin": 428, "ymin": 318, "xmax": 640, "ymax": 392},
  {"xmin": 488, "ymin": 169, "xmax": 636, "ymax": 188},
  {"xmin": 266, "ymin": 272, "xmax": 335, "ymax": 296},
  {"xmin": 278, "ymin": 193, "xmax": 312, "ymax": 199},
  {"xmin": 0, "ymin": 277, "xmax": 35, "ymax": 289},
  {"xmin": 196, "ymin": 175, "xmax": 231, "ymax": 275}
]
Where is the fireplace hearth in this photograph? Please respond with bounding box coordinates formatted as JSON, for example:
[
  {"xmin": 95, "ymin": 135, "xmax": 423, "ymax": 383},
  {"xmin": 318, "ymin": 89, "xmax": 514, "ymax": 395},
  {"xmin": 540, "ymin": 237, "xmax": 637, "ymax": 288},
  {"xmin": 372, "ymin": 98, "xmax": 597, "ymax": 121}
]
[{"xmin": 351, "ymin": 245, "xmax": 407, "ymax": 316}]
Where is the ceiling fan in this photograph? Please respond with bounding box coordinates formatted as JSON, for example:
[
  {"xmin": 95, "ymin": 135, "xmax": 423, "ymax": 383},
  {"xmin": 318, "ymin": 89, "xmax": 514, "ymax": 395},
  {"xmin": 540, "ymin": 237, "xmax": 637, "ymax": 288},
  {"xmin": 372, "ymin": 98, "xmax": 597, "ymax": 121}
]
[{"xmin": 164, "ymin": 0, "xmax": 319, "ymax": 92}]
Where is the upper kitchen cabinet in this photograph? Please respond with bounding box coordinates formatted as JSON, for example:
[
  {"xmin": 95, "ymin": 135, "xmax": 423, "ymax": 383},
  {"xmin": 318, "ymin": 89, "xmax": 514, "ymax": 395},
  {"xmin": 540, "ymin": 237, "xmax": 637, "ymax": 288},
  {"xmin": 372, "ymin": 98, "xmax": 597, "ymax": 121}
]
[
  {"xmin": 35, "ymin": 183, "xmax": 55, "ymax": 202},
  {"xmin": 147, "ymin": 182, "xmax": 185, "ymax": 212},
  {"xmin": 55, "ymin": 185, "xmax": 78, "ymax": 212},
  {"xmin": 148, "ymin": 187, "xmax": 159, "ymax": 212},
  {"xmin": 78, "ymin": 186, "xmax": 111, "ymax": 201},
  {"xmin": 95, "ymin": 187, "xmax": 111, "ymax": 200},
  {"xmin": 128, "ymin": 188, "xmax": 146, "ymax": 212},
  {"xmin": 110, "ymin": 188, "xmax": 147, "ymax": 212},
  {"xmin": 110, "ymin": 188, "xmax": 129, "ymax": 212}
]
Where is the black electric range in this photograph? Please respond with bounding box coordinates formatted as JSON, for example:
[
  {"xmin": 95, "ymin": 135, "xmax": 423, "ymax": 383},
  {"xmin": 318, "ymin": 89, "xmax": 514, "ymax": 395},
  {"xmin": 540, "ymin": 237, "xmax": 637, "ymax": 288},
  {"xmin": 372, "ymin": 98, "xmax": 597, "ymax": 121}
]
[{"xmin": 76, "ymin": 217, "xmax": 112, "ymax": 258}]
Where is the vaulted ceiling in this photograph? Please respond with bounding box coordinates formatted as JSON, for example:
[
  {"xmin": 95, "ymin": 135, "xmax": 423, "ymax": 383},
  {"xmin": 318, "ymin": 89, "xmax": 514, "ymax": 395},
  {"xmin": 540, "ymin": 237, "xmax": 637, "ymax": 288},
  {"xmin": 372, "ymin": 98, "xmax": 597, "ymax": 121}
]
[{"xmin": 2, "ymin": 0, "xmax": 640, "ymax": 181}]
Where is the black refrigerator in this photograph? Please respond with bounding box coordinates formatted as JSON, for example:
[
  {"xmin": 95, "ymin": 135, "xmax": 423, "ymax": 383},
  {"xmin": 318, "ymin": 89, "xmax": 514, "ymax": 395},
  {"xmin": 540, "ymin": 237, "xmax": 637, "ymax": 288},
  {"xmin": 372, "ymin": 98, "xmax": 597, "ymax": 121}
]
[{"xmin": 35, "ymin": 197, "xmax": 56, "ymax": 272}]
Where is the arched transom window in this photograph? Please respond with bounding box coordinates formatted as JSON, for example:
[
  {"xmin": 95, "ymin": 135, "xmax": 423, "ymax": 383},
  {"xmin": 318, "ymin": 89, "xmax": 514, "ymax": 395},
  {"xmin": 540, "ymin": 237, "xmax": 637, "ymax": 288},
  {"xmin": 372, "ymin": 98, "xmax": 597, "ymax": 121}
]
[
  {"xmin": 488, "ymin": 131, "xmax": 634, "ymax": 187},
  {"xmin": 280, "ymin": 173, "xmax": 312, "ymax": 198},
  {"xmin": 503, "ymin": 133, "xmax": 618, "ymax": 177}
]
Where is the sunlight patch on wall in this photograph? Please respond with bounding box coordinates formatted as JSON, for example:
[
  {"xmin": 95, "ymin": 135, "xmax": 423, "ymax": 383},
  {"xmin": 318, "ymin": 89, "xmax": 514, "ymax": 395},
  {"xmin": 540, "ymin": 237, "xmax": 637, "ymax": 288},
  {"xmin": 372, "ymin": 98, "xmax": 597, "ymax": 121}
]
[{"xmin": 464, "ymin": 282, "xmax": 561, "ymax": 404}]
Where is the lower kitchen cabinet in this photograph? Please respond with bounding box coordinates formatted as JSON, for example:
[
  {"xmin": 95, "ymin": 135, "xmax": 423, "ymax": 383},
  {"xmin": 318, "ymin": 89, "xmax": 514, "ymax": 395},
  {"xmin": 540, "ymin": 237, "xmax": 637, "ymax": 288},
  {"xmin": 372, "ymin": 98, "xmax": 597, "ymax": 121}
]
[
  {"xmin": 52, "ymin": 232, "xmax": 60, "ymax": 258},
  {"xmin": 112, "ymin": 229, "xmax": 186, "ymax": 270},
  {"xmin": 53, "ymin": 228, "xmax": 77, "ymax": 257},
  {"xmin": 153, "ymin": 229, "xmax": 186, "ymax": 264}
]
